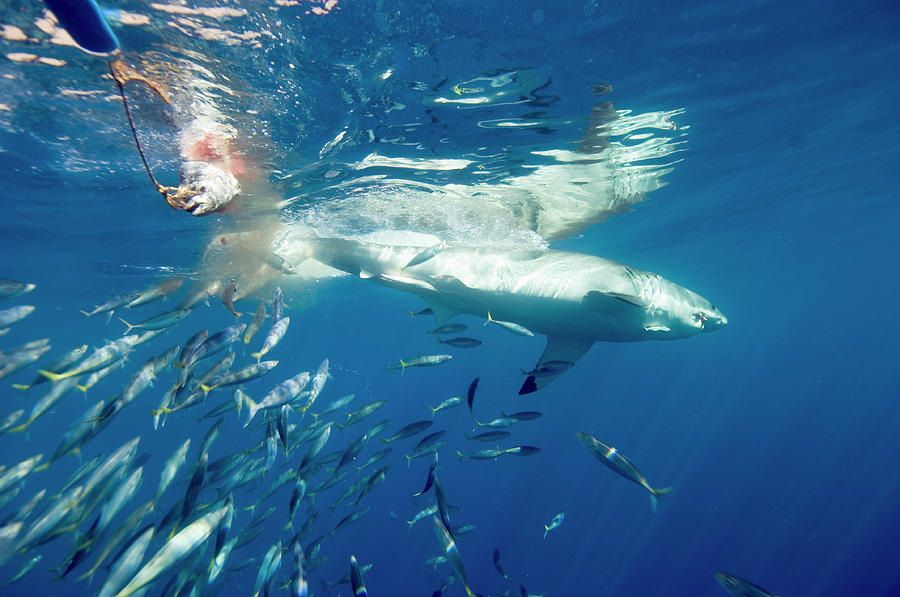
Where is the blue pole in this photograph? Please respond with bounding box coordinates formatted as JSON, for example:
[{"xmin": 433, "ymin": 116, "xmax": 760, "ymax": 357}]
[{"xmin": 43, "ymin": 0, "xmax": 119, "ymax": 55}]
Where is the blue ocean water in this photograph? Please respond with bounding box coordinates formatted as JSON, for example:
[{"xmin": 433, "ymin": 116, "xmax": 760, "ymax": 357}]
[{"xmin": 1, "ymin": 1, "xmax": 899, "ymax": 596}]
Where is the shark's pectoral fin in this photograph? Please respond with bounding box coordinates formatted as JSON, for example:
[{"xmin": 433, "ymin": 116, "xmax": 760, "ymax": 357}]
[
  {"xmin": 583, "ymin": 290, "xmax": 648, "ymax": 309},
  {"xmin": 359, "ymin": 269, "xmax": 377, "ymax": 279},
  {"xmin": 427, "ymin": 303, "xmax": 460, "ymax": 326},
  {"xmin": 519, "ymin": 336, "xmax": 594, "ymax": 395}
]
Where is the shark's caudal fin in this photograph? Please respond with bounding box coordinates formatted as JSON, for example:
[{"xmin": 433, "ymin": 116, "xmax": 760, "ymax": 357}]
[{"xmin": 518, "ymin": 336, "xmax": 594, "ymax": 395}]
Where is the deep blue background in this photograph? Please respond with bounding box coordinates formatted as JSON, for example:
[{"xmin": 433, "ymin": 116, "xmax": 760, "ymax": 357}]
[{"xmin": 1, "ymin": 1, "xmax": 899, "ymax": 596}]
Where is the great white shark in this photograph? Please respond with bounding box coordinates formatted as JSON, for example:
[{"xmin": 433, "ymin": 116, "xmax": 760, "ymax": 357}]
[{"xmin": 289, "ymin": 237, "xmax": 727, "ymax": 394}]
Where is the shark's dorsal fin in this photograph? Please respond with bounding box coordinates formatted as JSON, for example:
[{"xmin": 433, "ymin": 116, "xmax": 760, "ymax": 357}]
[
  {"xmin": 519, "ymin": 336, "xmax": 594, "ymax": 395},
  {"xmin": 583, "ymin": 290, "xmax": 648, "ymax": 309}
]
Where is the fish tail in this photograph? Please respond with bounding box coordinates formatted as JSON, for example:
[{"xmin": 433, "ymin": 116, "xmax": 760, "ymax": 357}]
[
  {"xmin": 543, "ymin": 525, "xmax": 550, "ymax": 539},
  {"xmin": 6, "ymin": 422, "xmax": 29, "ymax": 434},
  {"xmin": 250, "ymin": 351, "xmax": 263, "ymax": 360},
  {"xmin": 199, "ymin": 384, "xmax": 212, "ymax": 394},
  {"xmin": 243, "ymin": 396, "xmax": 260, "ymax": 428},
  {"xmin": 75, "ymin": 384, "xmax": 88, "ymax": 393},
  {"xmin": 650, "ymin": 487, "xmax": 672, "ymax": 514},
  {"xmin": 464, "ymin": 584, "xmax": 476, "ymax": 597},
  {"xmin": 118, "ymin": 317, "xmax": 135, "ymax": 333},
  {"xmin": 407, "ymin": 310, "xmax": 416, "ymax": 317},
  {"xmin": 456, "ymin": 450, "xmax": 466, "ymax": 460},
  {"xmin": 38, "ymin": 369, "xmax": 66, "ymax": 383},
  {"xmin": 33, "ymin": 462, "xmax": 50, "ymax": 472},
  {"xmin": 10, "ymin": 383, "xmax": 30, "ymax": 391}
]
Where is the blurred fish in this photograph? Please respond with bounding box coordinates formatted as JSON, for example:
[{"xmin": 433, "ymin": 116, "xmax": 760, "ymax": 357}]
[
  {"xmin": 408, "ymin": 307, "xmax": 433, "ymax": 317},
  {"xmin": 325, "ymin": 561, "xmax": 373, "ymax": 589},
  {"xmin": 332, "ymin": 508, "xmax": 370, "ymax": 534},
  {"xmin": 456, "ymin": 448, "xmax": 503, "ymax": 461},
  {"xmin": 413, "ymin": 452, "xmax": 439, "ymax": 496},
  {"xmin": 429, "ymin": 395, "xmax": 465, "ymax": 416},
  {"xmin": 350, "ymin": 554, "xmax": 368, "ymax": 597},
  {"xmin": 475, "ymin": 416, "xmax": 517, "ymax": 428},
  {"xmin": 81, "ymin": 292, "xmax": 142, "ymax": 317},
  {"xmin": 403, "ymin": 241, "xmax": 446, "ymax": 270},
  {"xmin": 436, "ymin": 336, "xmax": 483, "ymax": 348},
  {"xmin": 0, "ymin": 278, "xmax": 35, "ymax": 301},
  {"xmin": 272, "ymin": 286, "xmax": 285, "ymax": 321},
  {"xmin": 407, "ymin": 505, "xmax": 438, "ymax": 527},
  {"xmin": 12, "ymin": 344, "xmax": 87, "ymax": 392},
  {"xmin": 193, "ymin": 323, "xmax": 246, "ymax": 364},
  {"xmin": 433, "ymin": 516, "xmax": 476, "ymax": 597},
  {"xmin": 7, "ymin": 376, "xmax": 80, "ymax": 433},
  {"xmin": 178, "ymin": 279, "xmax": 222, "ymax": 310},
  {"xmin": 3, "ymin": 553, "xmax": 41, "ymax": 586},
  {"xmin": 244, "ymin": 301, "xmax": 268, "ymax": 344},
  {"xmin": 177, "ymin": 330, "xmax": 208, "ymax": 368},
  {"xmin": 252, "ymin": 316, "xmax": 289, "ymax": 360},
  {"xmin": 354, "ymin": 465, "xmax": 388, "ymax": 506},
  {"xmin": 464, "ymin": 430, "xmax": 511, "ymax": 442},
  {"xmin": 97, "ymin": 524, "xmax": 154, "ymax": 597},
  {"xmin": 485, "ymin": 311, "xmax": 534, "ymax": 336},
  {"xmin": 76, "ymin": 359, "xmax": 127, "ymax": 394},
  {"xmin": 492, "ymin": 548, "xmax": 511, "ymax": 581},
  {"xmin": 576, "ymin": 431, "xmax": 672, "ymax": 512},
  {"xmin": 502, "ymin": 410, "xmax": 543, "ymax": 421},
  {"xmin": 356, "ymin": 447, "xmax": 393, "ymax": 472},
  {"xmin": 467, "ymin": 377, "xmax": 479, "ymax": 413},
  {"xmin": 522, "ymin": 360, "xmax": 574, "ymax": 378},
  {"xmin": 714, "ymin": 571, "xmax": 778, "ymax": 597},
  {"xmin": 311, "ymin": 393, "xmax": 355, "ymax": 419},
  {"xmin": 155, "ymin": 438, "xmax": 191, "ymax": 502},
  {"xmin": 299, "ymin": 423, "xmax": 332, "ymax": 474},
  {"xmin": 543, "ymin": 512, "xmax": 564, "ymax": 538},
  {"xmin": 502, "ymin": 445, "xmax": 541, "ymax": 457},
  {"xmin": 199, "ymin": 418, "xmax": 224, "ymax": 458},
  {"xmin": 388, "ymin": 354, "xmax": 452, "ymax": 371},
  {"xmin": 382, "ymin": 420, "xmax": 433, "ymax": 443},
  {"xmin": 199, "ymin": 360, "xmax": 278, "ymax": 393},
  {"xmin": 110, "ymin": 502, "xmax": 229, "ymax": 597},
  {"xmin": 75, "ymin": 500, "xmax": 154, "ymax": 583},
  {"xmin": 253, "ymin": 540, "xmax": 282, "ymax": 597},
  {"xmin": 124, "ymin": 278, "xmax": 183, "ymax": 309},
  {"xmin": 292, "ymin": 542, "xmax": 309, "ymax": 597},
  {"xmin": 298, "ymin": 358, "xmax": 329, "ymax": 413},
  {"xmin": 243, "ymin": 370, "xmax": 311, "ymax": 427},
  {"xmin": 0, "ymin": 305, "xmax": 34, "ymax": 328},
  {"xmin": 198, "ymin": 399, "xmax": 238, "ymax": 421},
  {"xmin": 39, "ymin": 335, "xmax": 140, "ymax": 383},
  {"xmin": 96, "ymin": 467, "xmax": 143, "ymax": 536},
  {"xmin": 0, "ymin": 341, "xmax": 52, "ymax": 380},
  {"xmin": 0, "ymin": 409, "xmax": 24, "ymax": 434},
  {"xmin": 406, "ymin": 431, "xmax": 446, "ymax": 460},
  {"xmin": 427, "ymin": 323, "xmax": 467, "ymax": 335},
  {"xmin": 339, "ymin": 400, "xmax": 387, "ymax": 429},
  {"xmin": 0, "ymin": 454, "xmax": 43, "ymax": 494},
  {"xmin": 221, "ymin": 278, "xmax": 241, "ymax": 317},
  {"xmin": 363, "ymin": 418, "xmax": 391, "ymax": 441},
  {"xmin": 118, "ymin": 308, "xmax": 190, "ymax": 334}
]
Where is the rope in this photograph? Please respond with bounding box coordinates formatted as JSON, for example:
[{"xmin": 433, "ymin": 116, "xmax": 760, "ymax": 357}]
[{"xmin": 108, "ymin": 60, "xmax": 181, "ymax": 209}]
